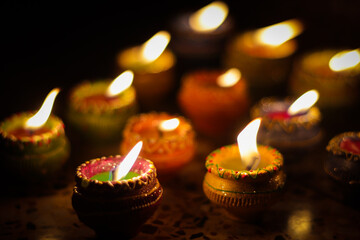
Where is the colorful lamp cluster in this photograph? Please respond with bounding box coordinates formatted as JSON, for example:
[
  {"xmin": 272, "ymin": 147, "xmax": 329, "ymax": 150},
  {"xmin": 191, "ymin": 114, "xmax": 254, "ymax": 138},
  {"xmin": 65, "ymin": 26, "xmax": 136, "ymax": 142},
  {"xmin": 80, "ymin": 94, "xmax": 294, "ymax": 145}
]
[{"xmin": 1, "ymin": 1, "xmax": 360, "ymax": 238}]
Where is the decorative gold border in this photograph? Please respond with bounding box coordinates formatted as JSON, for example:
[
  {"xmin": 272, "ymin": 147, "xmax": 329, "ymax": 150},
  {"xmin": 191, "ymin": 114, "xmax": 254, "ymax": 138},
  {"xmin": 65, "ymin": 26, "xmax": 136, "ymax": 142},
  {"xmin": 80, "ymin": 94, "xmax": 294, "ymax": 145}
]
[
  {"xmin": 205, "ymin": 144, "xmax": 283, "ymax": 180},
  {"xmin": 75, "ymin": 155, "xmax": 157, "ymax": 190},
  {"xmin": 0, "ymin": 112, "xmax": 65, "ymax": 146}
]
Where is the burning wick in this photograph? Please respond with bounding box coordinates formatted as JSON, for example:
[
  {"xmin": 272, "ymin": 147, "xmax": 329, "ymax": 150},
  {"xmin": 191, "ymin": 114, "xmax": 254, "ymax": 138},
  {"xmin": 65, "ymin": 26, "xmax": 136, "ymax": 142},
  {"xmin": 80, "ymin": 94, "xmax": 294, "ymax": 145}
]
[
  {"xmin": 113, "ymin": 141, "xmax": 143, "ymax": 181},
  {"xmin": 287, "ymin": 89, "xmax": 319, "ymax": 116},
  {"xmin": 106, "ymin": 70, "xmax": 134, "ymax": 98},
  {"xmin": 237, "ymin": 118, "xmax": 262, "ymax": 170},
  {"xmin": 158, "ymin": 118, "xmax": 180, "ymax": 138},
  {"xmin": 25, "ymin": 88, "xmax": 60, "ymax": 132}
]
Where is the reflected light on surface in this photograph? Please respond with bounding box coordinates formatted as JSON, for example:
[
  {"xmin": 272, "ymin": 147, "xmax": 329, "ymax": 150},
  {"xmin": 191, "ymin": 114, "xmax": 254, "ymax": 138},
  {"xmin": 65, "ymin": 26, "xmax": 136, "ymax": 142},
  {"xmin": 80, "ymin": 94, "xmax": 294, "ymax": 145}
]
[{"xmin": 287, "ymin": 209, "xmax": 312, "ymax": 238}]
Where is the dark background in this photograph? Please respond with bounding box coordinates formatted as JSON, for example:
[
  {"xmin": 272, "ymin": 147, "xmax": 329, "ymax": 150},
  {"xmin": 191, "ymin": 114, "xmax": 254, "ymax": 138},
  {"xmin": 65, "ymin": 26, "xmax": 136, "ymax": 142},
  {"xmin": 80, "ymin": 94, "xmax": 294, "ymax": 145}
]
[{"xmin": 1, "ymin": 0, "xmax": 360, "ymax": 126}]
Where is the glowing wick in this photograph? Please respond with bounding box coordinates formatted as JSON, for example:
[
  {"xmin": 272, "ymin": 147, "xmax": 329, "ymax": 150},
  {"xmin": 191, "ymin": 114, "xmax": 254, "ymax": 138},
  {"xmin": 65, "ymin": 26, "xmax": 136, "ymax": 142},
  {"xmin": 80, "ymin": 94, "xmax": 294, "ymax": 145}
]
[
  {"xmin": 216, "ymin": 68, "xmax": 241, "ymax": 87},
  {"xmin": 237, "ymin": 118, "xmax": 261, "ymax": 170},
  {"xmin": 159, "ymin": 118, "xmax": 180, "ymax": 132},
  {"xmin": 106, "ymin": 70, "xmax": 134, "ymax": 97},
  {"xmin": 254, "ymin": 19, "xmax": 303, "ymax": 46},
  {"xmin": 329, "ymin": 49, "xmax": 360, "ymax": 72},
  {"xmin": 113, "ymin": 141, "xmax": 143, "ymax": 181},
  {"xmin": 288, "ymin": 90, "xmax": 319, "ymax": 116},
  {"xmin": 189, "ymin": 1, "xmax": 229, "ymax": 32},
  {"xmin": 25, "ymin": 88, "xmax": 60, "ymax": 130},
  {"xmin": 140, "ymin": 31, "xmax": 171, "ymax": 63}
]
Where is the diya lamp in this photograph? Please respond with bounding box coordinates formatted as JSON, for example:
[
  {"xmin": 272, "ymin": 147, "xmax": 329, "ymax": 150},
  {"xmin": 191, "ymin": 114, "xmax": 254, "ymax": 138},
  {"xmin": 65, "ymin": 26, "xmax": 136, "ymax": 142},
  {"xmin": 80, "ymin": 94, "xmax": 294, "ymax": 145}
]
[
  {"xmin": 223, "ymin": 19, "xmax": 304, "ymax": 102},
  {"xmin": 203, "ymin": 118, "xmax": 285, "ymax": 220},
  {"xmin": 0, "ymin": 88, "xmax": 70, "ymax": 181},
  {"xmin": 72, "ymin": 141, "xmax": 163, "ymax": 238},
  {"xmin": 178, "ymin": 68, "xmax": 249, "ymax": 137},
  {"xmin": 251, "ymin": 90, "xmax": 322, "ymax": 154},
  {"xmin": 120, "ymin": 112, "xmax": 195, "ymax": 178},
  {"xmin": 290, "ymin": 49, "xmax": 360, "ymax": 109},
  {"xmin": 169, "ymin": 1, "xmax": 234, "ymax": 61},
  {"xmin": 116, "ymin": 31, "xmax": 175, "ymax": 108},
  {"xmin": 67, "ymin": 70, "xmax": 137, "ymax": 143},
  {"xmin": 325, "ymin": 132, "xmax": 360, "ymax": 185}
]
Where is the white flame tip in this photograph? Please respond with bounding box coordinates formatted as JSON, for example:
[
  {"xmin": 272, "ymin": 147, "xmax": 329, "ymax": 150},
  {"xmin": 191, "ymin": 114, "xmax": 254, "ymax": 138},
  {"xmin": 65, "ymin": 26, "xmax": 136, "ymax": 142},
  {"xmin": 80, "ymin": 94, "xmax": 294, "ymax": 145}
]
[{"xmin": 25, "ymin": 88, "xmax": 60, "ymax": 130}]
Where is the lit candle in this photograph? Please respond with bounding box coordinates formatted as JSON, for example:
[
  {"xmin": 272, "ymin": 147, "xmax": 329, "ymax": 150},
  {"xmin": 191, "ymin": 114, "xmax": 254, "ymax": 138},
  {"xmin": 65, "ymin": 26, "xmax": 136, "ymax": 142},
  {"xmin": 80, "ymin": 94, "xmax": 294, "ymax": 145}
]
[
  {"xmin": 325, "ymin": 131, "xmax": 360, "ymax": 185},
  {"xmin": 116, "ymin": 31, "xmax": 175, "ymax": 108},
  {"xmin": 67, "ymin": 70, "xmax": 137, "ymax": 143},
  {"xmin": 251, "ymin": 90, "xmax": 322, "ymax": 154},
  {"xmin": 224, "ymin": 19, "xmax": 303, "ymax": 102},
  {"xmin": 203, "ymin": 118, "xmax": 285, "ymax": 220},
  {"xmin": 170, "ymin": 1, "xmax": 233, "ymax": 61},
  {"xmin": 178, "ymin": 68, "xmax": 249, "ymax": 137},
  {"xmin": 72, "ymin": 141, "xmax": 163, "ymax": 238},
  {"xmin": 120, "ymin": 112, "xmax": 195, "ymax": 179},
  {"xmin": 290, "ymin": 49, "xmax": 360, "ymax": 108},
  {"xmin": 0, "ymin": 88, "xmax": 70, "ymax": 181}
]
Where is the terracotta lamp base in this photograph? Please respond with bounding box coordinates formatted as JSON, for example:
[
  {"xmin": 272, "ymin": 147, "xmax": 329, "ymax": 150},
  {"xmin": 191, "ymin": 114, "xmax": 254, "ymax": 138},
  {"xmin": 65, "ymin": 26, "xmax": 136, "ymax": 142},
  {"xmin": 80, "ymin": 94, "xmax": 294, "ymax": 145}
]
[{"xmin": 72, "ymin": 156, "xmax": 163, "ymax": 238}]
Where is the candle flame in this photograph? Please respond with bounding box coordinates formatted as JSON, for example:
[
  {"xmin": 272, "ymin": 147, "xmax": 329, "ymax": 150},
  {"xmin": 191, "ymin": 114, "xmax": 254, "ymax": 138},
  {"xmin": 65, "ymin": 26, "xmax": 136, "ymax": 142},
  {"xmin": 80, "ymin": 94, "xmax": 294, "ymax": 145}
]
[
  {"xmin": 25, "ymin": 88, "xmax": 60, "ymax": 130},
  {"xmin": 329, "ymin": 49, "xmax": 360, "ymax": 72},
  {"xmin": 189, "ymin": 1, "xmax": 229, "ymax": 32},
  {"xmin": 140, "ymin": 31, "xmax": 171, "ymax": 63},
  {"xmin": 106, "ymin": 70, "xmax": 134, "ymax": 97},
  {"xmin": 113, "ymin": 141, "xmax": 143, "ymax": 181},
  {"xmin": 288, "ymin": 90, "xmax": 319, "ymax": 115},
  {"xmin": 237, "ymin": 118, "xmax": 261, "ymax": 170},
  {"xmin": 254, "ymin": 19, "xmax": 303, "ymax": 46},
  {"xmin": 216, "ymin": 68, "xmax": 241, "ymax": 87},
  {"xmin": 159, "ymin": 118, "xmax": 180, "ymax": 132}
]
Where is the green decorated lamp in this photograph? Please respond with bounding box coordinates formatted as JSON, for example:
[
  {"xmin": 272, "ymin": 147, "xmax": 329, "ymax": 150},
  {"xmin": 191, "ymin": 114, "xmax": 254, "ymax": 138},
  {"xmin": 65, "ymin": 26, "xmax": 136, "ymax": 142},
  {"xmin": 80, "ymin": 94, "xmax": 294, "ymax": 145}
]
[
  {"xmin": 0, "ymin": 89, "xmax": 70, "ymax": 181},
  {"xmin": 67, "ymin": 70, "xmax": 137, "ymax": 143}
]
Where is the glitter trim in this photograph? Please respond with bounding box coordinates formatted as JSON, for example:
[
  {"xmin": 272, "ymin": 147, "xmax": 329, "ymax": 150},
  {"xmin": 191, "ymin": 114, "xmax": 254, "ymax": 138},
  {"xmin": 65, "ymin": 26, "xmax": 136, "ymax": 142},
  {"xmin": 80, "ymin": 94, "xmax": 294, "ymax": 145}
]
[
  {"xmin": 205, "ymin": 144, "xmax": 283, "ymax": 180},
  {"xmin": 75, "ymin": 155, "xmax": 157, "ymax": 191},
  {"xmin": 326, "ymin": 132, "xmax": 360, "ymax": 162}
]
